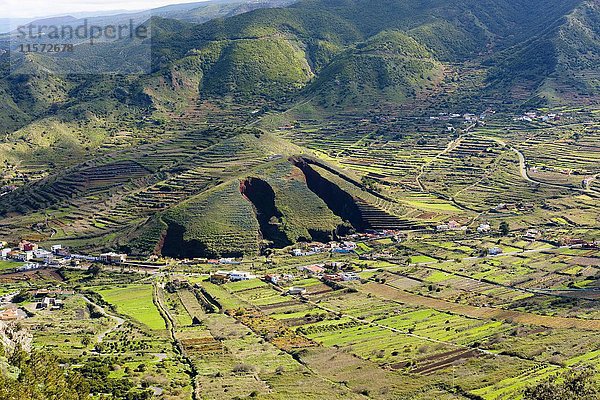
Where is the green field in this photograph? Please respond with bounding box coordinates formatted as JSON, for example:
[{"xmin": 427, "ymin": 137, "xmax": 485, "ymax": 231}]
[
  {"xmin": 409, "ymin": 255, "xmax": 437, "ymax": 264},
  {"xmin": 97, "ymin": 285, "xmax": 166, "ymax": 330},
  {"xmin": 0, "ymin": 260, "xmax": 22, "ymax": 272}
]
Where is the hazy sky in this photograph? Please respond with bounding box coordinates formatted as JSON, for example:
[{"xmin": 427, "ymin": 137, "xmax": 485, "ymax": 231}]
[{"xmin": 3, "ymin": 0, "xmax": 205, "ymax": 19}]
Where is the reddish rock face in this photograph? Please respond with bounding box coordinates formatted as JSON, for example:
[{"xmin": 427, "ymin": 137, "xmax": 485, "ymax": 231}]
[{"xmin": 240, "ymin": 177, "xmax": 291, "ymax": 249}]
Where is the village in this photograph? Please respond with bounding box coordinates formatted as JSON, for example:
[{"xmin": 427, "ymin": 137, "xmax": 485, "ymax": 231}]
[
  {"xmin": 1, "ymin": 220, "xmax": 597, "ymax": 324},
  {"xmin": 1, "ymin": 221, "xmax": 597, "ymax": 275},
  {"xmin": 1, "ymin": 215, "xmax": 596, "ymax": 400}
]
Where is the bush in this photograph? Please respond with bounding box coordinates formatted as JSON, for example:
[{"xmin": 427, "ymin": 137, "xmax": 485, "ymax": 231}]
[
  {"xmin": 232, "ymin": 364, "xmax": 255, "ymax": 374},
  {"xmin": 524, "ymin": 365, "xmax": 598, "ymax": 400}
]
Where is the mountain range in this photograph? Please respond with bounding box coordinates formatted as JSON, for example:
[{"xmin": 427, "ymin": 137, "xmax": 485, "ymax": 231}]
[{"xmin": 0, "ymin": 0, "xmax": 598, "ymax": 256}]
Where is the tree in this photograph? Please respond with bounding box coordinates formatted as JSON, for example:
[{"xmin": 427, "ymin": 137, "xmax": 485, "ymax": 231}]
[
  {"xmin": 0, "ymin": 350, "xmax": 90, "ymax": 400},
  {"xmin": 499, "ymin": 221, "xmax": 510, "ymax": 236},
  {"xmin": 12, "ymin": 290, "xmax": 31, "ymax": 304},
  {"xmin": 87, "ymin": 264, "xmax": 102, "ymax": 277},
  {"xmin": 524, "ymin": 366, "xmax": 598, "ymax": 400}
]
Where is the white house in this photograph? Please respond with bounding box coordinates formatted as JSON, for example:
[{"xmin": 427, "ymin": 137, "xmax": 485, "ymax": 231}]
[
  {"xmin": 219, "ymin": 258, "xmax": 241, "ymax": 265},
  {"xmin": 1, "ymin": 248, "xmax": 11, "ymax": 258},
  {"xmin": 33, "ymin": 249, "xmax": 53, "ymax": 259},
  {"xmin": 292, "ymin": 248, "xmax": 319, "ymax": 257},
  {"xmin": 99, "ymin": 252, "xmax": 127, "ymax": 264},
  {"xmin": 14, "ymin": 251, "xmax": 34, "ymax": 262},
  {"xmin": 16, "ymin": 262, "xmax": 40, "ymax": 271},
  {"xmin": 477, "ymin": 223, "xmax": 491, "ymax": 233},
  {"xmin": 341, "ymin": 273, "xmax": 360, "ymax": 281},
  {"xmin": 523, "ymin": 229, "xmax": 540, "ymax": 241},
  {"xmin": 228, "ymin": 271, "xmax": 255, "ymax": 281},
  {"xmin": 488, "ymin": 247, "xmax": 503, "ymax": 256},
  {"xmin": 287, "ymin": 287, "xmax": 307, "ymax": 295}
]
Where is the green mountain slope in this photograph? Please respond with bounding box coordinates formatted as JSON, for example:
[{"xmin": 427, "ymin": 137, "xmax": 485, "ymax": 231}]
[
  {"xmin": 145, "ymin": 0, "xmax": 592, "ymax": 106},
  {"xmin": 0, "ymin": 0, "xmax": 598, "ymax": 255},
  {"xmin": 4, "ymin": 0, "xmax": 593, "ymax": 115},
  {"xmin": 196, "ymin": 35, "xmax": 314, "ymax": 98},
  {"xmin": 308, "ymin": 30, "xmax": 444, "ymax": 107},
  {"xmin": 0, "ymin": 56, "xmax": 72, "ymax": 135},
  {"xmin": 487, "ymin": 0, "xmax": 599, "ymax": 104}
]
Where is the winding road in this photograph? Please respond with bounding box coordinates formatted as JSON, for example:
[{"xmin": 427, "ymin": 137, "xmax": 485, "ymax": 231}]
[
  {"xmin": 416, "ymin": 123, "xmax": 477, "ymax": 192},
  {"xmin": 510, "ymin": 146, "xmax": 599, "ymax": 196},
  {"xmin": 81, "ymin": 295, "xmax": 125, "ymax": 343},
  {"xmin": 479, "ymin": 135, "xmax": 600, "ymax": 197}
]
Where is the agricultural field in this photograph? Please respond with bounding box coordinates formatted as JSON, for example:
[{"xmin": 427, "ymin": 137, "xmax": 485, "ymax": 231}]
[
  {"xmin": 0, "ymin": 260, "xmax": 22, "ymax": 272},
  {"xmin": 96, "ymin": 284, "xmax": 166, "ymax": 330},
  {"xmin": 0, "ymin": 269, "xmax": 193, "ymax": 399},
  {"xmin": 0, "ymin": 1, "xmax": 599, "ymax": 398},
  {"xmin": 187, "ymin": 258, "xmax": 598, "ymax": 399}
]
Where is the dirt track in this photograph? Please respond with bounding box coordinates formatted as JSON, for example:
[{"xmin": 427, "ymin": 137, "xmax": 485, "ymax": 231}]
[{"xmin": 362, "ymin": 282, "xmax": 600, "ymax": 331}]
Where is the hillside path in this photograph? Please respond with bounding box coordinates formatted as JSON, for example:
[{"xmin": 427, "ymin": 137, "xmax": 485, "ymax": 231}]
[
  {"xmin": 416, "ymin": 123, "xmax": 476, "ymax": 191},
  {"xmin": 81, "ymin": 295, "xmax": 125, "ymax": 343},
  {"xmin": 359, "ymin": 282, "xmax": 600, "ymax": 331}
]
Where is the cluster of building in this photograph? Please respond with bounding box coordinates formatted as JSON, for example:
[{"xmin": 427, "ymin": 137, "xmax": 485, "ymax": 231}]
[
  {"xmin": 332, "ymin": 241, "xmax": 358, "ymax": 254},
  {"xmin": 491, "ymin": 203, "xmax": 535, "ymax": 213},
  {"xmin": 429, "ymin": 110, "xmax": 493, "ymax": 123},
  {"xmin": 291, "ymin": 246, "xmax": 324, "ymax": 257},
  {"xmin": 0, "ymin": 239, "xmax": 130, "ymax": 272},
  {"xmin": 346, "ymin": 229, "xmax": 403, "ymax": 243},
  {"xmin": 98, "ymin": 252, "xmax": 127, "ymax": 264},
  {"xmin": 209, "ymin": 270, "xmax": 256, "ymax": 284},
  {"xmin": 208, "ymin": 258, "xmax": 242, "ymax": 265},
  {"xmin": 289, "ymin": 231, "xmax": 403, "ymax": 258},
  {"xmin": 0, "ymin": 240, "xmax": 57, "ymax": 265},
  {"xmin": 562, "ymin": 238, "xmax": 599, "ymax": 249},
  {"xmin": 298, "ymin": 262, "xmax": 360, "ymax": 282},
  {"xmin": 264, "ymin": 273, "xmax": 295, "ymax": 286},
  {"xmin": 36, "ymin": 297, "xmax": 64, "ymax": 310},
  {"xmin": 514, "ymin": 112, "xmax": 561, "ymax": 123},
  {"xmin": 290, "ymin": 240, "xmax": 358, "ymax": 257},
  {"xmin": 181, "ymin": 257, "xmax": 242, "ymax": 266},
  {"xmin": 436, "ymin": 220, "xmax": 466, "ymax": 232},
  {"xmin": 0, "ymin": 288, "xmax": 74, "ymax": 321},
  {"xmin": 32, "ymin": 289, "xmax": 73, "ymax": 311}
]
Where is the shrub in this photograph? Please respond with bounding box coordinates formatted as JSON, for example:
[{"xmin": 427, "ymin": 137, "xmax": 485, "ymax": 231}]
[{"xmin": 232, "ymin": 363, "xmax": 255, "ymax": 374}]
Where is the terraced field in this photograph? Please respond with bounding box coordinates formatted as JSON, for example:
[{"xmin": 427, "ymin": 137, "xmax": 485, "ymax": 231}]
[
  {"xmin": 158, "ymin": 282, "xmax": 363, "ymax": 399},
  {"xmin": 280, "ymin": 118, "xmax": 453, "ymax": 191},
  {"xmin": 246, "ymin": 161, "xmax": 344, "ymax": 243},
  {"xmin": 161, "ymin": 181, "xmax": 262, "ymax": 258},
  {"xmin": 191, "ymin": 265, "xmax": 599, "ymax": 400},
  {"xmin": 96, "ymin": 284, "xmax": 166, "ymax": 330},
  {"xmin": 361, "ymin": 282, "xmax": 600, "ymax": 331}
]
